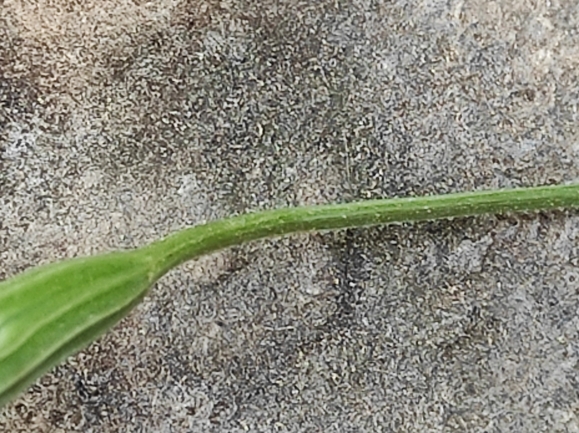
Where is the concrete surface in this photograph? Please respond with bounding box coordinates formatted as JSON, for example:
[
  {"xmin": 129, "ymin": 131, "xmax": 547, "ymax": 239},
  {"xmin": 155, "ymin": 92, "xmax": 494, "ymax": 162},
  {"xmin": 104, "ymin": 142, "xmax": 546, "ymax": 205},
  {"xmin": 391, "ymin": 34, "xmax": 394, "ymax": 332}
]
[{"xmin": 1, "ymin": 0, "xmax": 579, "ymax": 431}]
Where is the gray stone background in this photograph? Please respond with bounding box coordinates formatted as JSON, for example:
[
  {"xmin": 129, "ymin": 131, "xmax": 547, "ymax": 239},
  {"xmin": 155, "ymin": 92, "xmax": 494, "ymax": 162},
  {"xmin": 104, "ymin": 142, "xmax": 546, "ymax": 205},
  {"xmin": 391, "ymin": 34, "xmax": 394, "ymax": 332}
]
[{"xmin": 1, "ymin": 0, "xmax": 579, "ymax": 431}]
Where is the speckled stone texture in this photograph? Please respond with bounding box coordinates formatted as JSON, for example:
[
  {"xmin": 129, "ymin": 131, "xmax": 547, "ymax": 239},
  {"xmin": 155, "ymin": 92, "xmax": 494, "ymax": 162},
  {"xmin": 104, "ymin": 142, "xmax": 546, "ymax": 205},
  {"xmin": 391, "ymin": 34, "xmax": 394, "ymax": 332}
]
[{"xmin": 1, "ymin": 0, "xmax": 579, "ymax": 431}]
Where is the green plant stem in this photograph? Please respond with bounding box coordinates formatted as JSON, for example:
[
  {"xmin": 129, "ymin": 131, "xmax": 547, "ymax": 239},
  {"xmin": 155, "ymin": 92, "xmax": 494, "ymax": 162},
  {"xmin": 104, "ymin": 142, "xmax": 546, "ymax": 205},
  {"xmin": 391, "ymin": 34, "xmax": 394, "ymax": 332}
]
[
  {"xmin": 145, "ymin": 183, "xmax": 579, "ymax": 279},
  {"xmin": 1, "ymin": 182, "xmax": 579, "ymax": 410}
]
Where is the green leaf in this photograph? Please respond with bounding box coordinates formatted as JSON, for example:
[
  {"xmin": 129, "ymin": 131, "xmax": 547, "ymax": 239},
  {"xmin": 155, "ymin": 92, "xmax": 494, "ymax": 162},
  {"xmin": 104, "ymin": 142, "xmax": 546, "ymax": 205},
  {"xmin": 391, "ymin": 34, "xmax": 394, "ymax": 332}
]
[{"xmin": 0, "ymin": 251, "xmax": 155, "ymax": 408}]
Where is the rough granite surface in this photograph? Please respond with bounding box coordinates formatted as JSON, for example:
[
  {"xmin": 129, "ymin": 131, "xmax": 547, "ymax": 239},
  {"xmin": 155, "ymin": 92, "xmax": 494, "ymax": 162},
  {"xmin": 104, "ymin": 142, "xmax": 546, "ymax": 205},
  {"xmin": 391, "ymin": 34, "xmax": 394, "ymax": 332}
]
[{"xmin": 1, "ymin": 0, "xmax": 579, "ymax": 432}]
